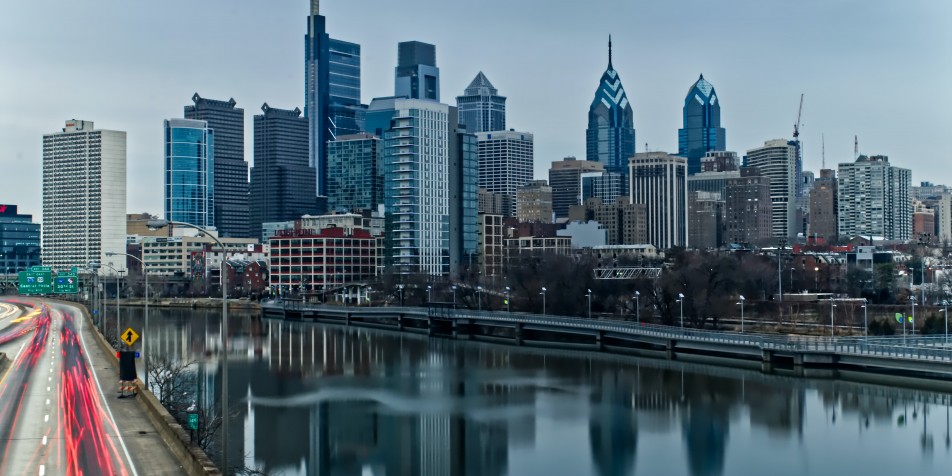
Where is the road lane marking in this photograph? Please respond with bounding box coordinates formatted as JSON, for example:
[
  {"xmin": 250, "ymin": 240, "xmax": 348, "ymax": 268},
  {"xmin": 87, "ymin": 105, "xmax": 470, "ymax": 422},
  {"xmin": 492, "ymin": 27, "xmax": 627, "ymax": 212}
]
[
  {"xmin": 42, "ymin": 435, "xmax": 47, "ymax": 445},
  {"xmin": 44, "ymin": 414, "xmax": 48, "ymax": 422},
  {"xmin": 45, "ymin": 399, "xmax": 49, "ymax": 405},
  {"xmin": 38, "ymin": 465, "xmax": 45, "ymax": 475}
]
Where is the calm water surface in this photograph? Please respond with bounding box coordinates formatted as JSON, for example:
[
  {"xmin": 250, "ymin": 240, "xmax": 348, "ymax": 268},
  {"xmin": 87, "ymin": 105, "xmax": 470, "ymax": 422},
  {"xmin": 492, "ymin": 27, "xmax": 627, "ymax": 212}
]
[{"xmin": 109, "ymin": 307, "xmax": 952, "ymax": 476}]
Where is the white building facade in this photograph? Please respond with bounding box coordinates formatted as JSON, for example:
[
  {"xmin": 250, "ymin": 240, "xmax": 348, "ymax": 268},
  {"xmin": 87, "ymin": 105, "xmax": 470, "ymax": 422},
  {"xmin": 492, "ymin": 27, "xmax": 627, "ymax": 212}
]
[
  {"xmin": 42, "ymin": 120, "xmax": 126, "ymax": 273},
  {"xmin": 629, "ymin": 152, "xmax": 688, "ymax": 250},
  {"xmin": 837, "ymin": 155, "xmax": 912, "ymax": 241},
  {"xmin": 475, "ymin": 130, "xmax": 533, "ymax": 216},
  {"xmin": 746, "ymin": 139, "xmax": 797, "ymax": 240}
]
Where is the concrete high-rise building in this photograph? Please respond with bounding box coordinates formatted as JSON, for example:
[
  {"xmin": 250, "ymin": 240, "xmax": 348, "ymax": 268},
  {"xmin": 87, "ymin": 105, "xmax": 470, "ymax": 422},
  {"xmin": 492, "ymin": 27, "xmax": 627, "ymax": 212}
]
[
  {"xmin": 367, "ymin": 97, "xmax": 476, "ymax": 276},
  {"xmin": 326, "ymin": 133, "xmax": 383, "ymax": 214},
  {"xmin": 515, "ymin": 180, "xmax": 553, "ymax": 224},
  {"xmin": 678, "ymin": 75, "xmax": 726, "ymax": 175},
  {"xmin": 250, "ymin": 104, "xmax": 315, "ymax": 237},
  {"xmin": 42, "ymin": 120, "xmax": 126, "ymax": 273},
  {"xmin": 913, "ymin": 200, "xmax": 936, "ymax": 242},
  {"xmin": 586, "ymin": 37, "xmax": 635, "ymax": 177},
  {"xmin": 837, "ymin": 155, "xmax": 911, "ymax": 241},
  {"xmin": 477, "ymin": 188, "xmax": 512, "ymax": 217},
  {"xmin": 164, "ymin": 118, "xmax": 214, "ymax": 229},
  {"xmin": 629, "ymin": 152, "xmax": 688, "ymax": 250},
  {"xmin": 581, "ymin": 171, "xmax": 626, "ymax": 205},
  {"xmin": 0, "ymin": 204, "xmax": 41, "ymax": 272},
  {"xmin": 184, "ymin": 93, "xmax": 249, "ymax": 237},
  {"xmin": 478, "ymin": 214, "xmax": 504, "ymax": 278},
  {"xmin": 746, "ymin": 139, "xmax": 798, "ymax": 240},
  {"xmin": 306, "ymin": 0, "xmax": 363, "ymax": 202},
  {"xmin": 808, "ymin": 169, "xmax": 837, "ymax": 242},
  {"xmin": 937, "ymin": 194, "xmax": 952, "ymax": 243},
  {"xmin": 724, "ymin": 167, "xmax": 772, "ymax": 246},
  {"xmin": 571, "ymin": 197, "xmax": 647, "ymax": 246},
  {"xmin": 457, "ymin": 72, "xmax": 506, "ymax": 133},
  {"xmin": 549, "ymin": 157, "xmax": 605, "ymax": 219},
  {"xmin": 395, "ymin": 41, "xmax": 440, "ymax": 101},
  {"xmin": 475, "ymin": 130, "xmax": 533, "ymax": 215},
  {"xmin": 688, "ymin": 191, "xmax": 724, "ymax": 250}
]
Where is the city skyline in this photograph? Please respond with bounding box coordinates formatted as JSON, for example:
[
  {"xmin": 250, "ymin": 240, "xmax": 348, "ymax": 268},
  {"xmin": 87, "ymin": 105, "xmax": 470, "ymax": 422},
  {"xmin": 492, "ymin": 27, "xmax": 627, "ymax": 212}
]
[{"xmin": 1, "ymin": 0, "xmax": 950, "ymax": 218}]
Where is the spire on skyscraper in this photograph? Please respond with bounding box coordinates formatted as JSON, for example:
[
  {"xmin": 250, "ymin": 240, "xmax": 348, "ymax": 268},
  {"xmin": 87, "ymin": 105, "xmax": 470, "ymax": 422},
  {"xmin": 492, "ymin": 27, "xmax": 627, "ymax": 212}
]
[
  {"xmin": 311, "ymin": 0, "xmax": 320, "ymax": 15},
  {"xmin": 608, "ymin": 35, "xmax": 613, "ymax": 68}
]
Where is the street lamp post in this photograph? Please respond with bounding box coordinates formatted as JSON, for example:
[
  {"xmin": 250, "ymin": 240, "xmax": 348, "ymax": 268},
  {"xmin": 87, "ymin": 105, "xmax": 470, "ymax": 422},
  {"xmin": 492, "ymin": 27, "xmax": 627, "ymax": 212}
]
[
  {"xmin": 586, "ymin": 289, "xmax": 592, "ymax": 319},
  {"xmin": 541, "ymin": 287, "xmax": 547, "ymax": 315},
  {"xmin": 146, "ymin": 219, "xmax": 230, "ymax": 473},
  {"xmin": 862, "ymin": 299, "xmax": 868, "ymax": 340},
  {"xmin": 505, "ymin": 286, "xmax": 510, "ymax": 312},
  {"xmin": 634, "ymin": 291, "xmax": 641, "ymax": 323},
  {"xmin": 452, "ymin": 285, "xmax": 457, "ymax": 305},
  {"xmin": 790, "ymin": 268, "xmax": 795, "ymax": 291},
  {"xmin": 102, "ymin": 263, "xmax": 123, "ymax": 344},
  {"xmin": 830, "ymin": 296, "xmax": 836, "ymax": 339},
  {"xmin": 909, "ymin": 296, "xmax": 916, "ymax": 342},
  {"xmin": 477, "ymin": 286, "xmax": 483, "ymax": 311},
  {"xmin": 944, "ymin": 300, "xmax": 949, "ymax": 344},
  {"xmin": 426, "ymin": 285, "xmax": 432, "ymax": 303},
  {"xmin": 105, "ymin": 252, "xmax": 148, "ymax": 388},
  {"xmin": 738, "ymin": 295, "xmax": 746, "ymax": 333},
  {"xmin": 677, "ymin": 293, "xmax": 685, "ymax": 328},
  {"xmin": 815, "ymin": 267, "xmax": 820, "ymax": 292}
]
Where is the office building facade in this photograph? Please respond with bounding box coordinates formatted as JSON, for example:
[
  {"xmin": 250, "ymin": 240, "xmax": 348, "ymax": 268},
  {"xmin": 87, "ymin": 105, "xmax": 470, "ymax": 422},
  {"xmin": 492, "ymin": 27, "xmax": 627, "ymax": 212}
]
[
  {"xmin": 808, "ymin": 169, "xmax": 838, "ymax": 242},
  {"xmin": 475, "ymin": 130, "xmax": 533, "ymax": 214},
  {"xmin": 477, "ymin": 214, "xmax": 504, "ymax": 278},
  {"xmin": 515, "ymin": 180, "xmax": 553, "ymax": 224},
  {"xmin": 837, "ymin": 155, "xmax": 911, "ymax": 241},
  {"xmin": 164, "ymin": 118, "xmax": 214, "ymax": 230},
  {"xmin": 678, "ymin": 75, "xmax": 726, "ymax": 175},
  {"xmin": 457, "ymin": 72, "xmax": 506, "ymax": 133},
  {"xmin": 395, "ymin": 41, "xmax": 440, "ymax": 101},
  {"xmin": 306, "ymin": 0, "xmax": 363, "ymax": 201},
  {"xmin": 688, "ymin": 191, "xmax": 724, "ymax": 249},
  {"xmin": 42, "ymin": 120, "xmax": 126, "ymax": 273},
  {"xmin": 586, "ymin": 38, "xmax": 635, "ymax": 177},
  {"xmin": 581, "ymin": 171, "xmax": 626, "ymax": 205},
  {"xmin": 629, "ymin": 152, "xmax": 688, "ymax": 250},
  {"xmin": 269, "ymin": 227, "xmax": 381, "ymax": 294},
  {"xmin": 724, "ymin": 167, "xmax": 773, "ymax": 245},
  {"xmin": 250, "ymin": 104, "xmax": 315, "ymax": 237},
  {"xmin": 326, "ymin": 133, "xmax": 383, "ymax": 213},
  {"xmin": 549, "ymin": 156, "xmax": 605, "ymax": 219},
  {"xmin": 184, "ymin": 93, "xmax": 249, "ymax": 237},
  {"xmin": 746, "ymin": 139, "xmax": 798, "ymax": 240},
  {"xmin": 0, "ymin": 205, "xmax": 41, "ymax": 273}
]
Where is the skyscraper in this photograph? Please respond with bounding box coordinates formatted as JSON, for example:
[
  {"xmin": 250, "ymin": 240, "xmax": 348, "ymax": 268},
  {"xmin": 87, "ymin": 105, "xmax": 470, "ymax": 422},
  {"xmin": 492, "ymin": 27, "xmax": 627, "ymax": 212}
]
[
  {"xmin": 367, "ymin": 97, "xmax": 475, "ymax": 276},
  {"xmin": 394, "ymin": 41, "xmax": 440, "ymax": 101},
  {"xmin": 837, "ymin": 155, "xmax": 911, "ymax": 241},
  {"xmin": 678, "ymin": 74, "xmax": 726, "ymax": 175},
  {"xmin": 42, "ymin": 120, "xmax": 126, "ymax": 273},
  {"xmin": 457, "ymin": 72, "xmax": 506, "ymax": 133},
  {"xmin": 306, "ymin": 0, "xmax": 363, "ymax": 202},
  {"xmin": 808, "ymin": 169, "xmax": 837, "ymax": 241},
  {"xmin": 746, "ymin": 139, "xmax": 798, "ymax": 240},
  {"xmin": 549, "ymin": 157, "xmax": 604, "ymax": 219},
  {"xmin": 586, "ymin": 37, "xmax": 635, "ymax": 177},
  {"xmin": 326, "ymin": 133, "xmax": 383, "ymax": 213},
  {"xmin": 515, "ymin": 180, "xmax": 553, "ymax": 224},
  {"xmin": 184, "ymin": 93, "xmax": 249, "ymax": 237},
  {"xmin": 629, "ymin": 152, "xmax": 688, "ymax": 250},
  {"xmin": 164, "ymin": 118, "xmax": 214, "ymax": 229},
  {"xmin": 0, "ymin": 204, "xmax": 41, "ymax": 272},
  {"xmin": 724, "ymin": 167, "xmax": 772, "ymax": 246},
  {"xmin": 475, "ymin": 130, "xmax": 533, "ymax": 216},
  {"xmin": 250, "ymin": 104, "xmax": 314, "ymax": 237}
]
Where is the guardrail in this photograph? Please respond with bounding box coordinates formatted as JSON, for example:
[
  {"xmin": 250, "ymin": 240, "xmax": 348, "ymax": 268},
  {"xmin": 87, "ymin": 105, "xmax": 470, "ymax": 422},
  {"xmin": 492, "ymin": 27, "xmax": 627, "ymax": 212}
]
[{"xmin": 261, "ymin": 301, "xmax": 952, "ymax": 362}]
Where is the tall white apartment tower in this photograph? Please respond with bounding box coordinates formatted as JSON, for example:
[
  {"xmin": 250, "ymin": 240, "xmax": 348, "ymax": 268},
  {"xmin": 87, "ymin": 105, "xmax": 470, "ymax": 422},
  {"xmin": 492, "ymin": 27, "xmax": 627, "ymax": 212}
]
[
  {"xmin": 475, "ymin": 130, "xmax": 533, "ymax": 216},
  {"xmin": 746, "ymin": 139, "xmax": 798, "ymax": 240},
  {"xmin": 630, "ymin": 152, "xmax": 688, "ymax": 249},
  {"xmin": 42, "ymin": 120, "xmax": 127, "ymax": 273},
  {"xmin": 837, "ymin": 155, "xmax": 912, "ymax": 241}
]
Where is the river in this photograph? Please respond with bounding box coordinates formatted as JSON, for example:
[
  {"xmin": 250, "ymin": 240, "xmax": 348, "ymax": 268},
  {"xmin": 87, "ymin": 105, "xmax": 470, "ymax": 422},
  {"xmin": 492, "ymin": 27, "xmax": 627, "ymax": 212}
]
[{"xmin": 103, "ymin": 306, "xmax": 952, "ymax": 476}]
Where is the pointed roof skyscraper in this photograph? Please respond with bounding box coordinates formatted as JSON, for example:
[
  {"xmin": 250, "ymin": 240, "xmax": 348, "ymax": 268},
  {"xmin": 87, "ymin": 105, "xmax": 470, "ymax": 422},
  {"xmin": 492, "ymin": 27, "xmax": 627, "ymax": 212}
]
[
  {"xmin": 586, "ymin": 36, "xmax": 635, "ymax": 175},
  {"xmin": 457, "ymin": 71, "xmax": 506, "ymax": 133},
  {"xmin": 679, "ymin": 73, "xmax": 726, "ymax": 175}
]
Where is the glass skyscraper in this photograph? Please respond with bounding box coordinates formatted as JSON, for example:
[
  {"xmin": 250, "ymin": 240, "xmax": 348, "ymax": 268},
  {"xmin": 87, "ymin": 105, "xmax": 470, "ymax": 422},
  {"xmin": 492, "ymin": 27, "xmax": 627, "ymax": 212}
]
[
  {"xmin": 457, "ymin": 72, "xmax": 506, "ymax": 133},
  {"xmin": 586, "ymin": 38, "xmax": 635, "ymax": 177},
  {"xmin": 164, "ymin": 118, "xmax": 215, "ymax": 229},
  {"xmin": 678, "ymin": 74, "xmax": 726, "ymax": 175},
  {"xmin": 184, "ymin": 93, "xmax": 248, "ymax": 237},
  {"xmin": 326, "ymin": 133, "xmax": 383, "ymax": 213},
  {"xmin": 394, "ymin": 41, "xmax": 440, "ymax": 101},
  {"xmin": 306, "ymin": 0, "xmax": 363, "ymax": 203},
  {"xmin": 249, "ymin": 104, "xmax": 315, "ymax": 237},
  {"xmin": 0, "ymin": 204, "xmax": 40, "ymax": 273}
]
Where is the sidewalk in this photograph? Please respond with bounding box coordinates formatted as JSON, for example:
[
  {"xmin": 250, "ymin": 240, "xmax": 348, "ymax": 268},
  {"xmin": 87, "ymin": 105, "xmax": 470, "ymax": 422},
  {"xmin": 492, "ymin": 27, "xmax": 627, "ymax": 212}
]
[{"xmin": 79, "ymin": 311, "xmax": 187, "ymax": 475}]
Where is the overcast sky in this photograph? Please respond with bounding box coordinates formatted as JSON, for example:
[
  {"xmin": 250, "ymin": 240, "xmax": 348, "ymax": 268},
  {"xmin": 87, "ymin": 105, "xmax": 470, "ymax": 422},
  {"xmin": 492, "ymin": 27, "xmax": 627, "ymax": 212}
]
[{"xmin": 1, "ymin": 0, "xmax": 950, "ymax": 219}]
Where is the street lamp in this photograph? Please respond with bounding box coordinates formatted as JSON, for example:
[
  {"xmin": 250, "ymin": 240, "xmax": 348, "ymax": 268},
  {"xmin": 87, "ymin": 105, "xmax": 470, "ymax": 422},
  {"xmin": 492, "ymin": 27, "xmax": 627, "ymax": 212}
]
[
  {"xmin": 477, "ymin": 286, "xmax": 483, "ymax": 311},
  {"xmin": 397, "ymin": 284, "xmax": 405, "ymax": 306},
  {"xmin": 862, "ymin": 299, "xmax": 868, "ymax": 340},
  {"xmin": 830, "ymin": 296, "xmax": 837, "ymax": 339},
  {"xmin": 452, "ymin": 285, "xmax": 458, "ymax": 305},
  {"xmin": 105, "ymin": 253, "xmax": 147, "ymax": 384},
  {"xmin": 541, "ymin": 287, "xmax": 547, "ymax": 315},
  {"xmin": 790, "ymin": 268, "xmax": 795, "ymax": 291},
  {"xmin": 677, "ymin": 293, "xmax": 685, "ymax": 328},
  {"xmin": 909, "ymin": 296, "xmax": 916, "ymax": 341},
  {"xmin": 427, "ymin": 285, "xmax": 432, "ymax": 303},
  {"xmin": 586, "ymin": 289, "xmax": 592, "ymax": 319},
  {"xmin": 146, "ymin": 218, "xmax": 231, "ymax": 472},
  {"xmin": 738, "ymin": 295, "xmax": 746, "ymax": 333},
  {"xmin": 101, "ymin": 263, "xmax": 123, "ymax": 345},
  {"xmin": 505, "ymin": 286, "xmax": 511, "ymax": 312},
  {"xmin": 814, "ymin": 267, "xmax": 820, "ymax": 292},
  {"xmin": 943, "ymin": 300, "xmax": 949, "ymax": 344},
  {"xmin": 634, "ymin": 291, "xmax": 641, "ymax": 323}
]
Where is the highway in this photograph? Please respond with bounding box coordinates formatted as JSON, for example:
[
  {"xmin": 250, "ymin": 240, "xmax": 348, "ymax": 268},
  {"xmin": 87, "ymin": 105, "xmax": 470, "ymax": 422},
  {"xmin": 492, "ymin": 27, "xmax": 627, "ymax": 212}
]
[{"xmin": 0, "ymin": 299, "xmax": 138, "ymax": 475}]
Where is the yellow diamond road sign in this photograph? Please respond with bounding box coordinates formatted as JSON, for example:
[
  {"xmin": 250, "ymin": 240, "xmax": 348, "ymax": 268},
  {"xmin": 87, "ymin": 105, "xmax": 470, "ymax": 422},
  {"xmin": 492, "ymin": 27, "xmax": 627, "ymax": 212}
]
[{"xmin": 121, "ymin": 327, "xmax": 140, "ymax": 347}]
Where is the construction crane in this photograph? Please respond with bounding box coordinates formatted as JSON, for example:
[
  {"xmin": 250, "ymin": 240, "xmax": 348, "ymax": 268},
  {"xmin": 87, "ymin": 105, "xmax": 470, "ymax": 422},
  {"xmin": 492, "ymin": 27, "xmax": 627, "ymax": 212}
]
[{"xmin": 793, "ymin": 93, "xmax": 804, "ymax": 140}]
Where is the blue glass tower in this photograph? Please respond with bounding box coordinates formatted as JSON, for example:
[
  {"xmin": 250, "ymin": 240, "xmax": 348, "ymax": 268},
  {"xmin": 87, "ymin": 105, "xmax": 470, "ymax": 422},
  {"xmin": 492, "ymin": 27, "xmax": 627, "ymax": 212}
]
[
  {"xmin": 306, "ymin": 0, "xmax": 362, "ymax": 205},
  {"xmin": 164, "ymin": 118, "xmax": 214, "ymax": 229},
  {"xmin": 586, "ymin": 37, "xmax": 635, "ymax": 177},
  {"xmin": 678, "ymin": 74, "xmax": 726, "ymax": 175}
]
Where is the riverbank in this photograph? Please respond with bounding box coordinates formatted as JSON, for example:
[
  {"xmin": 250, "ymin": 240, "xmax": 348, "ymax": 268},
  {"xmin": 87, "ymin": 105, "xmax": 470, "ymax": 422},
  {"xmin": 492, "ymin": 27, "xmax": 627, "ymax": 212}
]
[{"xmin": 101, "ymin": 298, "xmax": 261, "ymax": 311}]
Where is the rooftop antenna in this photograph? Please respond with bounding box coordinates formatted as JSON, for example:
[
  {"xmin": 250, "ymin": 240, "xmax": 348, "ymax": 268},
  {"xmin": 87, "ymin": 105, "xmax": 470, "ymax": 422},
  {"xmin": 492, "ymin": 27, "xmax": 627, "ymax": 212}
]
[
  {"xmin": 311, "ymin": 0, "xmax": 320, "ymax": 15},
  {"xmin": 822, "ymin": 134, "xmax": 825, "ymax": 169},
  {"xmin": 854, "ymin": 135, "xmax": 859, "ymax": 160},
  {"xmin": 608, "ymin": 35, "xmax": 613, "ymax": 67}
]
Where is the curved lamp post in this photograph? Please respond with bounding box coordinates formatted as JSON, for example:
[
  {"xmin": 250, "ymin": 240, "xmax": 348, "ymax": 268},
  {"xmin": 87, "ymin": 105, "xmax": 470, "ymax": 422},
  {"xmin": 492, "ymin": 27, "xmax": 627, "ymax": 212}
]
[
  {"xmin": 738, "ymin": 295, "xmax": 746, "ymax": 333},
  {"xmin": 146, "ymin": 219, "xmax": 230, "ymax": 473},
  {"xmin": 634, "ymin": 291, "xmax": 640, "ymax": 323},
  {"xmin": 540, "ymin": 287, "xmax": 547, "ymax": 315},
  {"xmin": 586, "ymin": 289, "xmax": 592, "ymax": 319},
  {"xmin": 677, "ymin": 293, "xmax": 685, "ymax": 328}
]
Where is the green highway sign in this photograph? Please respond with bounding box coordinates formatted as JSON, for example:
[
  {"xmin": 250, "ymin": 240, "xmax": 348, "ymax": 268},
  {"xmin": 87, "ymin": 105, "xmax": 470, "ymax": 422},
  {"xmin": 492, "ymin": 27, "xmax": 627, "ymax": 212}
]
[
  {"xmin": 53, "ymin": 274, "xmax": 79, "ymax": 294},
  {"xmin": 18, "ymin": 270, "xmax": 52, "ymax": 294},
  {"xmin": 188, "ymin": 413, "xmax": 199, "ymax": 430}
]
